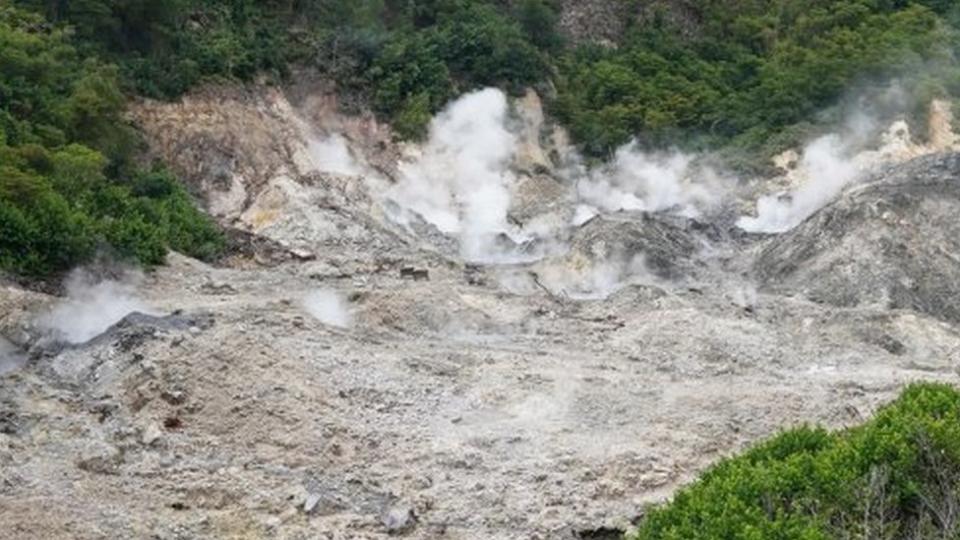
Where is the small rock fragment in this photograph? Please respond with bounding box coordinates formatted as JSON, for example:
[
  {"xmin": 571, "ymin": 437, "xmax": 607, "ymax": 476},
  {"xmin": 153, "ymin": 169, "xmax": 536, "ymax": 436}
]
[
  {"xmin": 303, "ymin": 493, "xmax": 322, "ymax": 514},
  {"xmin": 382, "ymin": 505, "xmax": 417, "ymax": 534},
  {"xmin": 161, "ymin": 389, "xmax": 187, "ymax": 406},
  {"xmin": 142, "ymin": 423, "xmax": 163, "ymax": 446},
  {"xmin": 400, "ymin": 267, "xmax": 429, "ymax": 281},
  {"xmin": 76, "ymin": 442, "xmax": 122, "ymax": 475}
]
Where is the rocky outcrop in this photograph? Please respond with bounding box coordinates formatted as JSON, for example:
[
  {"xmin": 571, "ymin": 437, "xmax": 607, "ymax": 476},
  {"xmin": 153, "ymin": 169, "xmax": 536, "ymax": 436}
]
[
  {"xmin": 130, "ymin": 80, "xmax": 397, "ymax": 223},
  {"xmin": 557, "ymin": 0, "xmax": 702, "ymax": 45},
  {"xmin": 756, "ymin": 153, "xmax": 960, "ymax": 323},
  {"xmin": 569, "ymin": 213, "xmax": 706, "ymax": 280}
]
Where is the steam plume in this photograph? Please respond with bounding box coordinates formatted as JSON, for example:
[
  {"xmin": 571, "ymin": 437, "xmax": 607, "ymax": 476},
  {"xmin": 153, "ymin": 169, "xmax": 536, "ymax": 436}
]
[
  {"xmin": 38, "ymin": 270, "xmax": 156, "ymax": 344},
  {"xmin": 306, "ymin": 133, "xmax": 361, "ymax": 176},
  {"xmin": 385, "ymin": 88, "xmax": 728, "ymax": 263},
  {"xmin": 737, "ymin": 134, "xmax": 860, "ymax": 233},
  {"xmin": 303, "ymin": 289, "xmax": 352, "ymax": 328},
  {"xmin": 572, "ymin": 145, "xmax": 725, "ymax": 219},
  {"xmin": 387, "ymin": 88, "xmax": 523, "ymax": 261},
  {"xmin": 537, "ymin": 252, "xmax": 652, "ymax": 300}
]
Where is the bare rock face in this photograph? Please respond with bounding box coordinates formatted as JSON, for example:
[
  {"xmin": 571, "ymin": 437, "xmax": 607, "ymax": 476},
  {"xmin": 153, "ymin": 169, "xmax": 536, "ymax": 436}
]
[
  {"xmin": 557, "ymin": 0, "xmax": 633, "ymax": 45},
  {"xmin": 568, "ymin": 213, "xmax": 706, "ymax": 281},
  {"xmin": 130, "ymin": 82, "xmax": 428, "ymax": 268},
  {"xmin": 130, "ymin": 80, "xmax": 397, "ymax": 225},
  {"xmin": 132, "ymin": 85, "xmax": 302, "ymax": 220},
  {"xmin": 557, "ymin": 0, "xmax": 702, "ymax": 45},
  {"xmin": 756, "ymin": 153, "xmax": 960, "ymax": 323}
]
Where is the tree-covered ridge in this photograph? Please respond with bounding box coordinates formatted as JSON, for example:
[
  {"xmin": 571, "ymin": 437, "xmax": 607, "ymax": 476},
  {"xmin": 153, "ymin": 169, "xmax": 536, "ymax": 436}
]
[
  {"xmin": 0, "ymin": 5, "xmax": 222, "ymax": 277},
  {"xmin": 555, "ymin": 0, "xmax": 960, "ymax": 157},
  {"xmin": 20, "ymin": 0, "xmax": 960, "ymax": 152},
  {"xmin": 632, "ymin": 383, "xmax": 960, "ymax": 539},
  {"xmin": 13, "ymin": 0, "xmax": 560, "ymax": 138}
]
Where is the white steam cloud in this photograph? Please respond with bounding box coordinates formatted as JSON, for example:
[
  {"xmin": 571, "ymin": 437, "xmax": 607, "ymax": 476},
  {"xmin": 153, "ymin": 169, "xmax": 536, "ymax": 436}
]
[
  {"xmin": 293, "ymin": 112, "xmax": 362, "ymax": 177},
  {"xmin": 348, "ymin": 86, "xmax": 954, "ymax": 300},
  {"xmin": 572, "ymin": 145, "xmax": 725, "ymax": 219},
  {"xmin": 736, "ymin": 100, "xmax": 952, "ymax": 234},
  {"xmin": 737, "ymin": 134, "xmax": 860, "ymax": 233},
  {"xmin": 387, "ymin": 88, "xmax": 521, "ymax": 262},
  {"xmin": 303, "ymin": 289, "xmax": 352, "ymax": 328},
  {"xmin": 385, "ymin": 88, "xmax": 727, "ymax": 264},
  {"xmin": 38, "ymin": 271, "xmax": 156, "ymax": 344},
  {"xmin": 306, "ymin": 133, "xmax": 361, "ymax": 177}
]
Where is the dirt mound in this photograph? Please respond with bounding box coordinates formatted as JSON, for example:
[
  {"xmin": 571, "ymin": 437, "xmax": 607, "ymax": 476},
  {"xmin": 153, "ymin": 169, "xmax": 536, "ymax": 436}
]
[{"xmin": 755, "ymin": 153, "xmax": 960, "ymax": 322}]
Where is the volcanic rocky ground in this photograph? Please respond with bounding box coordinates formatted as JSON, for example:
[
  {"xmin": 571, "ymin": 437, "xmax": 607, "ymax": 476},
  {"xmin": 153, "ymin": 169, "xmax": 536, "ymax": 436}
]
[{"xmin": 1, "ymin": 84, "xmax": 960, "ymax": 539}]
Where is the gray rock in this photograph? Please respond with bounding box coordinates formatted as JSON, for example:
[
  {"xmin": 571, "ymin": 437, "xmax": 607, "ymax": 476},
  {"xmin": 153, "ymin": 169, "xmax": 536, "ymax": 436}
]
[
  {"xmin": 303, "ymin": 493, "xmax": 322, "ymax": 514},
  {"xmin": 76, "ymin": 442, "xmax": 122, "ymax": 475},
  {"xmin": 755, "ymin": 153, "xmax": 960, "ymax": 323},
  {"xmin": 141, "ymin": 424, "xmax": 163, "ymax": 446},
  {"xmin": 382, "ymin": 505, "xmax": 417, "ymax": 534}
]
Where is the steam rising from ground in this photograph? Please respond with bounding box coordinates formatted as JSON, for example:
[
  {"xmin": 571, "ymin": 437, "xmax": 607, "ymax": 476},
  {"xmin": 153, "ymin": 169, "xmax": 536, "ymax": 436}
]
[
  {"xmin": 325, "ymin": 86, "xmax": 956, "ymax": 298},
  {"xmin": 0, "ymin": 337, "xmax": 25, "ymax": 375},
  {"xmin": 295, "ymin": 113, "xmax": 363, "ymax": 177},
  {"xmin": 386, "ymin": 88, "xmax": 725, "ymax": 265},
  {"xmin": 387, "ymin": 89, "xmax": 521, "ymax": 262},
  {"xmin": 303, "ymin": 289, "xmax": 352, "ymax": 328},
  {"xmin": 572, "ymin": 145, "xmax": 725, "ymax": 219},
  {"xmin": 381, "ymin": 88, "xmax": 730, "ymax": 297},
  {"xmin": 38, "ymin": 271, "xmax": 156, "ymax": 344},
  {"xmin": 737, "ymin": 134, "xmax": 861, "ymax": 233},
  {"xmin": 537, "ymin": 253, "xmax": 652, "ymax": 300},
  {"xmin": 306, "ymin": 133, "xmax": 361, "ymax": 176},
  {"xmin": 739, "ymin": 95, "xmax": 960, "ymax": 234}
]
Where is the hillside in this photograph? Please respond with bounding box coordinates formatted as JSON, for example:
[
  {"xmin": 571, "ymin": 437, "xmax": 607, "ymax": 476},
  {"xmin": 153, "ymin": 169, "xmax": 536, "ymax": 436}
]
[{"xmin": 3, "ymin": 1, "xmax": 960, "ymax": 539}]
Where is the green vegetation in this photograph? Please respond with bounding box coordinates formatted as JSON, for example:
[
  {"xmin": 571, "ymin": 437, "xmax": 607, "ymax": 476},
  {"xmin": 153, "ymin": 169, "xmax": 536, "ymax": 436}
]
[
  {"xmin": 0, "ymin": 5, "xmax": 222, "ymax": 277},
  {"xmin": 13, "ymin": 0, "xmax": 556, "ymax": 138},
  {"xmin": 631, "ymin": 383, "xmax": 960, "ymax": 540},
  {"xmin": 18, "ymin": 0, "xmax": 957, "ymax": 154},
  {"xmin": 2, "ymin": 0, "xmax": 557, "ymax": 278},
  {"xmin": 12, "ymin": 1, "xmax": 960, "ymax": 142},
  {"xmin": 4, "ymin": 3, "xmax": 960, "ymax": 534},
  {"xmin": 555, "ymin": 0, "xmax": 960, "ymax": 158}
]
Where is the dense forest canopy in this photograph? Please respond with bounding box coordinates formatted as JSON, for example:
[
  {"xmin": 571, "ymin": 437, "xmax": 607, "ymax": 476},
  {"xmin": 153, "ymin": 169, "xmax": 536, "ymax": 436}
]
[
  {"xmin": 556, "ymin": 0, "xmax": 960, "ymax": 157},
  {"xmin": 2, "ymin": 0, "xmax": 960, "ymax": 276}
]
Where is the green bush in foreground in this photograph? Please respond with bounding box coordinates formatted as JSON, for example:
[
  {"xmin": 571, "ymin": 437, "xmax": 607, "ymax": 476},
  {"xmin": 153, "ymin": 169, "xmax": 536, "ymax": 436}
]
[{"xmin": 631, "ymin": 383, "xmax": 960, "ymax": 540}]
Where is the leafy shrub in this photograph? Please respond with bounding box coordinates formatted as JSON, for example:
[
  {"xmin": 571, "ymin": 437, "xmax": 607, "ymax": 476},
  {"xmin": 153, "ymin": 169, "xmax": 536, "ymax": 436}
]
[
  {"xmin": 0, "ymin": 6, "xmax": 222, "ymax": 278},
  {"xmin": 632, "ymin": 383, "xmax": 960, "ymax": 540}
]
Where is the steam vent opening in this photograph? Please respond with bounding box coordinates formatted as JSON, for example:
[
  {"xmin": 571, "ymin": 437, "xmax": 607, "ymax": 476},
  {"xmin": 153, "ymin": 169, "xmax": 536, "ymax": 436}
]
[{"xmin": 4, "ymin": 2, "xmax": 960, "ymax": 538}]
